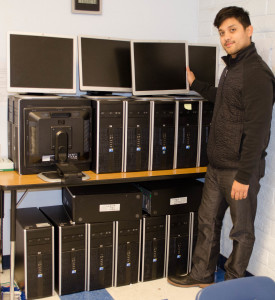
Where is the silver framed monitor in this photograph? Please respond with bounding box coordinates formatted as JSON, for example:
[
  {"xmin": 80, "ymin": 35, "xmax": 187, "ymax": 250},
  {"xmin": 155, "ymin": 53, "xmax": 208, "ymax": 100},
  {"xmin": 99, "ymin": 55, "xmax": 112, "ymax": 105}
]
[
  {"xmin": 188, "ymin": 43, "xmax": 219, "ymax": 87},
  {"xmin": 131, "ymin": 40, "xmax": 189, "ymax": 96},
  {"xmin": 78, "ymin": 35, "xmax": 132, "ymax": 93},
  {"xmin": 7, "ymin": 32, "xmax": 76, "ymax": 94}
]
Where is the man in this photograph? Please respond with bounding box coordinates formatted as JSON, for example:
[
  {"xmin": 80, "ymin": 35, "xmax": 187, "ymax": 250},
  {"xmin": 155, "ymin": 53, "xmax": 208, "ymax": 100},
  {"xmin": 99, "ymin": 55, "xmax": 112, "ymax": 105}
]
[{"xmin": 168, "ymin": 6, "xmax": 275, "ymax": 287}]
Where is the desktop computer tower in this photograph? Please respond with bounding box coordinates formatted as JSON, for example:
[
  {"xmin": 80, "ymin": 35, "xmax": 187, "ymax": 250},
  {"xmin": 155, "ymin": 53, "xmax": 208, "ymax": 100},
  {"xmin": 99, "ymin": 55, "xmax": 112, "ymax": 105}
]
[
  {"xmin": 89, "ymin": 97, "xmax": 124, "ymax": 174},
  {"xmin": 39, "ymin": 205, "xmax": 86, "ymax": 296},
  {"xmin": 15, "ymin": 207, "xmax": 54, "ymax": 299},
  {"xmin": 135, "ymin": 178, "xmax": 203, "ymax": 216},
  {"xmin": 141, "ymin": 216, "xmax": 167, "ymax": 282},
  {"xmin": 62, "ymin": 183, "xmax": 142, "ymax": 223},
  {"xmin": 149, "ymin": 99, "xmax": 176, "ymax": 171},
  {"xmin": 166, "ymin": 213, "xmax": 194, "ymax": 277},
  {"xmin": 114, "ymin": 220, "xmax": 142, "ymax": 287},
  {"xmin": 87, "ymin": 222, "xmax": 115, "ymax": 290},
  {"xmin": 175, "ymin": 100, "xmax": 200, "ymax": 169},
  {"xmin": 200, "ymin": 100, "xmax": 214, "ymax": 167},
  {"xmin": 7, "ymin": 95, "xmax": 92, "ymax": 175},
  {"xmin": 123, "ymin": 99, "xmax": 150, "ymax": 172}
]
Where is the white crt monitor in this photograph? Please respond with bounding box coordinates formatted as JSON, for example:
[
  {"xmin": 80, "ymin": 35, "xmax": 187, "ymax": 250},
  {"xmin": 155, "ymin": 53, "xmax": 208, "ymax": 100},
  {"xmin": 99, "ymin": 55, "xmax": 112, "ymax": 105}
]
[{"xmin": 7, "ymin": 32, "xmax": 76, "ymax": 94}]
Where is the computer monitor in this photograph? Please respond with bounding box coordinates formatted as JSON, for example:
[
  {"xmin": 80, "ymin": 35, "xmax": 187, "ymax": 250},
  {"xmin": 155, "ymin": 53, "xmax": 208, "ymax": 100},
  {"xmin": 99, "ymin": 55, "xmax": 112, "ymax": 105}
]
[
  {"xmin": 188, "ymin": 43, "xmax": 219, "ymax": 87},
  {"xmin": 7, "ymin": 32, "xmax": 76, "ymax": 94},
  {"xmin": 20, "ymin": 98, "xmax": 92, "ymax": 180},
  {"xmin": 131, "ymin": 40, "xmax": 189, "ymax": 96},
  {"xmin": 78, "ymin": 35, "xmax": 132, "ymax": 94}
]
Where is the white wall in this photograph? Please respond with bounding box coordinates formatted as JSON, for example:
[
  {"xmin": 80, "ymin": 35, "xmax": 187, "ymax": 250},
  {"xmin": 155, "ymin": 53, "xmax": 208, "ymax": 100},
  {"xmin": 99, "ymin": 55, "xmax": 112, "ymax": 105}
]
[
  {"xmin": 197, "ymin": 0, "xmax": 275, "ymax": 280},
  {"xmin": 0, "ymin": 0, "xmax": 199, "ymax": 256}
]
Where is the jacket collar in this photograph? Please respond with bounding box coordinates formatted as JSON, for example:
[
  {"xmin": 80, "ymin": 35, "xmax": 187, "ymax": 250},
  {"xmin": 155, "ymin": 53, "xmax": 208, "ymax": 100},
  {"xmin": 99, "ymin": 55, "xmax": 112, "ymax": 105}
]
[{"xmin": 222, "ymin": 42, "xmax": 257, "ymax": 66}]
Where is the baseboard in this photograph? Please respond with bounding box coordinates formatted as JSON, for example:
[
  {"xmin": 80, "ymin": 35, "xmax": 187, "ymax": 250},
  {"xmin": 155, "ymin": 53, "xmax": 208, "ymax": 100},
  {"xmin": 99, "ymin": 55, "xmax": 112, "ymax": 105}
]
[{"xmin": 218, "ymin": 254, "xmax": 253, "ymax": 277}]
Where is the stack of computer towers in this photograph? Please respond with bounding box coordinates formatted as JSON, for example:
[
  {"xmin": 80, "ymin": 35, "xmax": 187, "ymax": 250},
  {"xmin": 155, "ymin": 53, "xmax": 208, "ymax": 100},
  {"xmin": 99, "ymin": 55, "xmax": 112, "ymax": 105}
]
[
  {"xmin": 88, "ymin": 96, "xmax": 125, "ymax": 174},
  {"xmin": 149, "ymin": 98, "xmax": 176, "ymax": 171},
  {"xmin": 174, "ymin": 97, "xmax": 201, "ymax": 169},
  {"xmin": 62, "ymin": 183, "xmax": 143, "ymax": 288},
  {"xmin": 200, "ymin": 100, "xmax": 214, "ymax": 167},
  {"xmin": 136, "ymin": 178, "xmax": 203, "ymax": 280},
  {"xmin": 15, "ymin": 207, "xmax": 54, "ymax": 299},
  {"xmin": 39, "ymin": 205, "xmax": 86, "ymax": 296},
  {"xmin": 123, "ymin": 98, "xmax": 150, "ymax": 172}
]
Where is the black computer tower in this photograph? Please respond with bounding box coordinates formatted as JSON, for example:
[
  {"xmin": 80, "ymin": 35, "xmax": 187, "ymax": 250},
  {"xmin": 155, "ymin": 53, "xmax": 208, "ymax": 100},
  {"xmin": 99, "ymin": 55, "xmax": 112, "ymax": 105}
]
[
  {"xmin": 141, "ymin": 216, "xmax": 167, "ymax": 282},
  {"xmin": 7, "ymin": 95, "xmax": 92, "ymax": 175},
  {"xmin": 136, "ymin": 178, "xmax": 203, "ymax": 216},
  {"xmin": 149, "ymin": 99, "xmax": 176, "ymax": 171},
  {"xmin": 200, "ymin": 100, "xmax": 214, "ymax": 167},
  {"xmin": 15, "ymin": 207, "xmax": 54, "ymax": 299},
  {"xmin": 39, "ymin": 205, "xmax": 86, "ymax": 296},
  {"xmin": 175, "ymin": 100, "xmax": 200, "ymax": 168},
  {"xmin": 62, "ymin": 183, "xmax": 142, "ymax": 223},
  {"xmin": 88, "ymin": 97, "xmax": 124, "ymax": 173},
  {"xmin": 123, "ymin": 99, "xmax": 150, "ymax": 172},
  {"xmin": 87, "ymin": 222, "xmax": 115, "ymax": 290},
  {"xmin": 166, "ymin": 213, "xmax": 194, "ymax": 277},
  {"xmin": 114, "ymin": 220, "xmax": 142, "ymax": 286}
]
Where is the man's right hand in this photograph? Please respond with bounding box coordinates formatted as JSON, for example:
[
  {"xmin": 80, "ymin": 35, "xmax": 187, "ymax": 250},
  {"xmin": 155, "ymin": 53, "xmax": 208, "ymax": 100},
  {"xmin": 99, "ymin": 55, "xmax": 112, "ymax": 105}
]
[{"xmin": 186, "ymin": 66, "xmax": 195, "ymax": 87}]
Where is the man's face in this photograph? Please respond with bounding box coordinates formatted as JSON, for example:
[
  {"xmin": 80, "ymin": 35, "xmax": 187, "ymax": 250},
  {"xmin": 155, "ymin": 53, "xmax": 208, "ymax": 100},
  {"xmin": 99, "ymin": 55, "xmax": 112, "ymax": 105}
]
[{"xmin": 218, "ymin": 17, "xmax": 253, "ymax": 58}]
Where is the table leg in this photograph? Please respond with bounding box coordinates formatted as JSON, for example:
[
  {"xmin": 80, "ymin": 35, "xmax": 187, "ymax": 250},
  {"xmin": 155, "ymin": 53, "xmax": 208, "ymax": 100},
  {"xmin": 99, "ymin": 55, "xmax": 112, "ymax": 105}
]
[{"xmin": 10, "ymin": 190, "xmax": 16, "ymax": 300}]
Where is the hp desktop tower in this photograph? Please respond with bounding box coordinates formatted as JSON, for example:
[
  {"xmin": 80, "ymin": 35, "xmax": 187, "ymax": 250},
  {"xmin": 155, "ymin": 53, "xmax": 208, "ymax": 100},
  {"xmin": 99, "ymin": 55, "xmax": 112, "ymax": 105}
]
[
  {"xmin": 166, "ymin": 212, "xmax": 195, "ymax": 277},
  {"xmin": 123, "ymin": 99, "xmax": 150, "ymax": 172},
  {"xmin": 15, "ymin": 207, "xmax": 54, "ymax": 299},
  {"xmin": 7, "ymin": 95, "xmax": 92, "ymax": 175},
  {"xmin": 87, "ymin": 222, "xmax": 115, "ymax": 290},
  {"xmin": 114, "ymin": 220, "xmax": 142, "ymax": 287},
  {"xmin": 141, "ymin": 216, "xmax": 167, "ymax": 282},
  {"xmin": 149, "ymin": 99, "xmax": 176, "ymax": 171},
  {"xmin": 88, "ymin": 97, "xmax": 124, "ymax": 173},
  {"xmin": 39, "ymin": 205, "xmax": 86, "ymax": 296},
  {"xmin": 62, "ymin": 183, "xmax": 142, "ymax": 223},
  {"xmin": 200, "ymin": 100, "xmax": 214, "ymax": 167},
  {"xmin": 135, "ymin": 178, "xmax": 203, "ymax": 216},
  {"xmin": 175, "ymin": 99, "xmax": 200, "ymax": 169}
]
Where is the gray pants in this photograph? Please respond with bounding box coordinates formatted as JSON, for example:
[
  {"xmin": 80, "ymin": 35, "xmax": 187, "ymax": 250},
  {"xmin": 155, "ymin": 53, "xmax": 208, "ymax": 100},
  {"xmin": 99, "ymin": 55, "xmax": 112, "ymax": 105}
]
[{"xmin": 190, "ymin": 161, "xmax": 265, "ymax": 282}]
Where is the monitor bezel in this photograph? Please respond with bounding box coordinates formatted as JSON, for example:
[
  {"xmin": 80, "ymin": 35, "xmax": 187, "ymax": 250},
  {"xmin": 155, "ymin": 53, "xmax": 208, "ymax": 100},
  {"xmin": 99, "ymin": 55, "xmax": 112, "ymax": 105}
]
[
  {"xmin": 78, "ymin": 35, "xmax": 132, "ymax": 93},
  {"xmin": 188, "ymin": 43, "xmax": 219, "ymax": 88},
  {"xmin": 7, "ymin": 31, "xmax": 77, "ymax": 94},
  {"xmin": 131, "ymin": 39, "xmax": 189, "ymax": 96}
]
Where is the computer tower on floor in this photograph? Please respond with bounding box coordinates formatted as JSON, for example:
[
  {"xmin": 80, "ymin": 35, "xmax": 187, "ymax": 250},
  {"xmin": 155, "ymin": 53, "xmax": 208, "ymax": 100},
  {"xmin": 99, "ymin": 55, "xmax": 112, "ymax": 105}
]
[
  {"xmin": 141, "ymin": 216, "xmax": 167, "ymax": 282},
  {"xmin": 200, "ymin": 100, "xmax": 214, "ymax": 167},
  {"xmin": 135, "ymin": 178, "xmax": 203, "ymax": 217},
  {"xmin": 166, "ymin": 212, "xmax": 194, "ymax": 277},
  {"xmin": 123, "ymin": 99, "xmax": 150, "ymax": 172},
  {"xmin": 39, "ymin": 205, "xmax": 86, "ymax": 296},
  {"xmin": 175, "ymin": 99, "xmax": 200, "ymax": 169},
  {"xmin": 62, "ymin": 183, "xmax": 142, "ymax": 223},
  {"xmin": 88, "ymin": 97, "xmax": 124, "ymax": 174},
  {"xmin": 149, "ymin": 99, "xmax": 176, "ymax": 171},
  {"xmin": 114, "ymin": 220, "xmax": 142, "ymax": 287},
  {"xmin": 15, "ymin": 207, "xmax": 54, "ymax": 299},
  {"xmin": 87, "ymin": 222, "xmax": 115, "ymax": 290}
]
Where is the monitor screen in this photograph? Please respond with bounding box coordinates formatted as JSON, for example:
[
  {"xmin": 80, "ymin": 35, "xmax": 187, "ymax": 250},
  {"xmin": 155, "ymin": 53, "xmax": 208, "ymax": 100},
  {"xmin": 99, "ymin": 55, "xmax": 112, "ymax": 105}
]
[
  {"xmin": 7, "ymin": 32, "xmax": 76, "ymax": 94},
  {"xmin": 188, "ymin": 44, "xmax": 218, "ymax": 87},
  {"xmin": 131, "ymin": 40, "xmax": 189, "ymax": 96},
  {"xmin": 79, "ymin": 36, "xmax": 132, "ymax": 93},
  {"xmin": 22, "ymin": 99, "xmax": 92, "ymax": 174}
]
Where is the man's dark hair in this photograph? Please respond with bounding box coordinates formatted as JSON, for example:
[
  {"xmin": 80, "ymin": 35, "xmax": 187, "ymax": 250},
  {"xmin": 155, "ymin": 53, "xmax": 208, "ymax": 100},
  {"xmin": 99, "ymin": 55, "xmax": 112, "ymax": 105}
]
[{"xmin": 214, "ymin": 6, "xmax": 251, "ymax": 29}]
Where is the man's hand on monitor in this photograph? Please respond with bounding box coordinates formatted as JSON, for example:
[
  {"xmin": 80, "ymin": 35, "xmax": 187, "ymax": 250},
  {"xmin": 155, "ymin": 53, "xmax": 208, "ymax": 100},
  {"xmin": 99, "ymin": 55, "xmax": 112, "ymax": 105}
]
[{"xmin": 186, "ymin": 67, "xmax": 195, "ymax": 87}]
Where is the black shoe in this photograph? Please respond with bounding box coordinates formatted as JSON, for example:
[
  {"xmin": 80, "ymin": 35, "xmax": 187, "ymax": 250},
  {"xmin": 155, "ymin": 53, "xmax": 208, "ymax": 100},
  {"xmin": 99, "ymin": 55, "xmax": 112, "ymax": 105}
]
[{"xmin": 167, "ymin": 274, "xmax": 214, "ymax": 288}]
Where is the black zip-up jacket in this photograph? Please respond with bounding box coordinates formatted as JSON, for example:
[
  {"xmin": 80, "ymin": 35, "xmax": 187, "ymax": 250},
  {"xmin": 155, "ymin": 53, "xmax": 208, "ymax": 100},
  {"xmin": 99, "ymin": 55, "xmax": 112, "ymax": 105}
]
[{"xmin": 192, "ymin": 42, "xmax": 275, "ymax": 185}]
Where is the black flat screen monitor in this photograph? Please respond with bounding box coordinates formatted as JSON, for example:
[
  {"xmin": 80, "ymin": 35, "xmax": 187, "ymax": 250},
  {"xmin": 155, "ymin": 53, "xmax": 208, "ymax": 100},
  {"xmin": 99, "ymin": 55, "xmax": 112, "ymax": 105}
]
[
  {"xmin": 188, "ymin": 44, "xmax": 219, "ymax": 87},
  {"xmin": 131, "ymin": 40, "xmax": 189, "ymax": 96},
  {"xmin": 78, "ymin": 36, "xmax": 132, "ymax": 93},
  {"xmin": 8, "ymin": 32, "xmax": 76, "ymax": 94}
]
